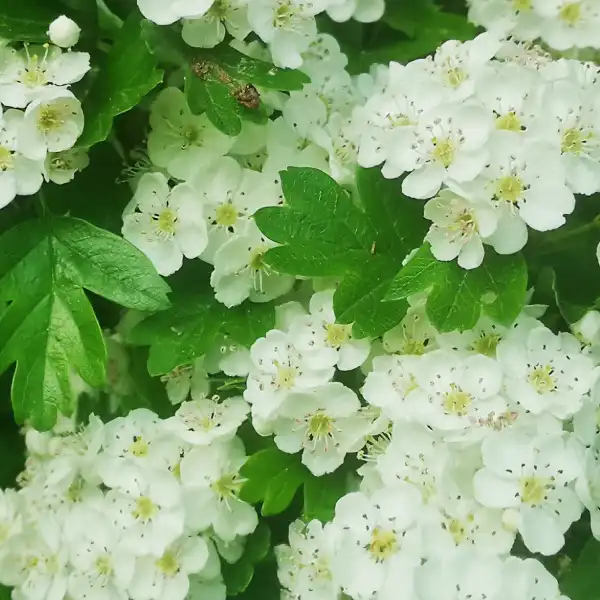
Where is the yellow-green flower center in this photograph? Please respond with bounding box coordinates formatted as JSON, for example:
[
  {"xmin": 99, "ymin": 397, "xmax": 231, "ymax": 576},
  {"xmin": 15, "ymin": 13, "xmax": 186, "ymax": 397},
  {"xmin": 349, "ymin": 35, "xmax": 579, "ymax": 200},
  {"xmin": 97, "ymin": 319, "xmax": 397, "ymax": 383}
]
[
  {"xmin": 471, "ymin": 334, "xmax": 501, "ymax": 357},
  {"xmin": 431, "ymin": 137, "xmax": 455, "ymax": 168},
  {"xmin": 0, "ymin": 147, "xmax": 13, "ymax": 172},
  {"xmin": 155, "ymin": 209, "xmax": 178, "ymax": 237},
  {"xmin": 156, "ymin": 551, "xmax": 180, "ymax": 576},
  {"xmin": 325, "ymin": 323, "xmax": 352, "ymax": 348},
  {"xmin": 129, "ymin": 435, "xmax": 149, "ymax": 458},
  {"xmin": 443, "ymin": 384, "xmax": 472, "ymax": 416},
  {"xmin": 528, "ymin": 365, "xmax": 556, "ymax": 394},
  {"xmin": 37, "ymin": 107, "xmax": 63, "ymax": 132},
  {"xmin": 520, "ymin": 476, "xmax": 548, "ymax": 505},
  {"xmin": 215, "ymin": 203, "xmax": 238, "ymax": 227},
  {"xmin": 560, "ymin": 2, "xmax": 582, "ymax": 25},
  {"xmin": 95, "ymin": 555, "xmax": 112, "ymax": 576},
  {"xmin": 133, "ymin": 496, "xmax": 157, "ymax": 520},
  {"xmin": 512, "ymin": 0, "xmax": 532, "ymax": 11},
  {"xmin": 308, "ymin": 412, "xmax": 333, "ymax": 439},
  {"xmin": 368, "ymin": 528, "xmax": 397, "ymax": 562},
  {"xmin": 211, "ymin": 473, "xmax": 244, "ymax": 498},
  {"xmin": 496, "ymin": 112, "xmax": 522, "ymax": 132},
  {"xmin": 495, "ymin": 175, "xmax": 524, "ymax": 204}
]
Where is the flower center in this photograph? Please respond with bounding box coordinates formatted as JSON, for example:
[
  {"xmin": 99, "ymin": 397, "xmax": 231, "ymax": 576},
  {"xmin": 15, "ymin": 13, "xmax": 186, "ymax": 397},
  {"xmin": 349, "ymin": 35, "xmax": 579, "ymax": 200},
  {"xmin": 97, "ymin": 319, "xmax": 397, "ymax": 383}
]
[
  {"xmin": 496, "ymin": 112, "xmax": 522, "ymax": 132},
  {"xmin": 275, "ymin": 364, "xmax": 297, "ymax": 390},
  {"xmin": 133, "ymin": 496, "xmax": 157, "ymax": 520},
  {"xmin": 449, "ymin": 210, "xmax": 476, "ymax": 239},
  {"xmin": 156, "ymin": 551, "xmax": 180, "ymax": 576},
  {"xmin": 443, "ymin": 384, "xmax": 472, "ymax": 416},
  {"xmin": 520, "ymin": 476, "xmax": 549, "ymax": 505},
  {"xmin": 471, "ymin": 334, "xmax": 501, "ymax": 357},
  {"xmin": 215, "ymin": 203, "xmax": 238, "ymax": 227},
  {"xmin": 154, "ymin": 208, "xmax": 178, "ymax": 238},
  {"xmin": 22, "ymin": 55, "xmax": 47, "ymax": 87},
  {"xmin": 512, "ymin": 0, "xmax": 532, "ymax": 11},
  {"xmin": 447, "ymin": 518, "xmax": 467, "ymax": 544},
  {"xmin": 274, "ymin": 2, "xmax": 297, "ymax": 27},
  {"xmin": 95, "ymin": 555, "xmax": 112, "ymax": 576},
  {"xmin": 368, "ymin": 528, "xmax": 397, "ymax": 562},
  {"xmin": 182, "ymin": 126, "xmax": 199, "ymax": 147},
  {"xmin": 249, "ymin": 247, "xmax": 268, "ymax": 271},
  {"xmin": 211, "ymin": 472, "xmax": 244, "ymax": 499},
  {"xmin": 325, "ymin": 323, "xmax": 351, "ymax": 348},
  {"xmin": 37, "ymin": 106, "xmax": 63, "ymax": 133},
  {"xmin": 560, "ymin": 2, "xmax": 582, "ymax": 25},
  {"xmin": 307, "ymin": 411, "xmax": 333, "ymax": 439},
  {"xmin": 495, "ymin": 175, "xmax": 523, "ymax": 204},
  {"xmin": 129, "ymin": 435, "xmax": 149, "ymax": 458},
  {"xmin": 561, "ymin": 128, "xmax": 588, "ymax": 154},
  {"xmin": 528, "ymin": 365, "xmax": 556, "ymax": 394},
  {"xmin": 431, "ymin": 137, "xmax": 455, "ymax": 167},
  {"xmin": 0, "ymin": 147, "xmax": 13, "ymax": 172},
  {"xmin": 445, "ymin": 66, "xmax": 467, "ymax": 89}
]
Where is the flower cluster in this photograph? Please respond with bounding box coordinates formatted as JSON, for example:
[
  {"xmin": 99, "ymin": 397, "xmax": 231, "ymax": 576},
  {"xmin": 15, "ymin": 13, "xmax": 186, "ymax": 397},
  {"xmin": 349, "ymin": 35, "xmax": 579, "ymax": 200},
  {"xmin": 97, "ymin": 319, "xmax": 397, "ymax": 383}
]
[
  {"xmin": 467, "ymin": 0, "xmax": 600, "ymax": 51},
  {"xmin": 243, "ymin": 289, "xmax": 376, "ymax": 476},
  {"xmin": 122, "ymin": 33, "xmax": 371, "ymax": 300},
  {"xmin": 0, "ymin": 404, "xmax": 257, "ymax": 600},
  {"xmin": 354, "ymin": 33, "xmax": 600, "ymax": 267},
  {"xmin": 136, "ymin": 0, "xmax": 385, "ymax": 68},
  {"xmin": 273, "ymin": 298, "xmax": 600, "ymax": 600},
  {"xmin": 0, "ymin": 17, "xmax": 90, "ymax": 208}
]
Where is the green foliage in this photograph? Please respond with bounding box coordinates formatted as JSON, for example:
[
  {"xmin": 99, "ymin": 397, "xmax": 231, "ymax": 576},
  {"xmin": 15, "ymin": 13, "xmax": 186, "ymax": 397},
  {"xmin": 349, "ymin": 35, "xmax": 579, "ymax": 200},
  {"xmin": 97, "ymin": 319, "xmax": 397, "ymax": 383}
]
[
  {"xmin": 255, "ymin": 167, "xmax": 427, "ymax": 337},
  {"xmin": 560, "ymin": 538, "xmax": 600, "ymax": 600},
  {"xmin": 386, "ymin": 244, "xmax": 528, "ymax": 332},
  {"xmin": 240, "ymin": 448, "xmax": 309, "ymax": 516},
  {"xmin": 0, "ymin": 0, "xmax": 59, "ymax": 42},
  {"xmin": 78, "ymin": 15, "xmax": 164, "ymax": 148},
  {"xmin": 129, "ymin": 285, "xmax": 275, "ymax": 376},
  {"xmin": 222, "ymin": 523, "xmax": 272, "ymax": 596},
  {"xmin": 0, "ymin": 217, "xmax": 169, "ymax": 429},
  {"xmin": 303, "ymin": 469, "xmax": 348, "ymax": 523}
]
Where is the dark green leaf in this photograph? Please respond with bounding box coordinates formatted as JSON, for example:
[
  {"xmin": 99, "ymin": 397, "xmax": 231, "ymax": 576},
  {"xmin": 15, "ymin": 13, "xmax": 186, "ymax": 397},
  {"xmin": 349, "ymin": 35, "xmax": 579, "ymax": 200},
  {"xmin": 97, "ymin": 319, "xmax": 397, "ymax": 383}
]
[
  {"xmin": 0, "ymin": 0, "xmax": 58, "ymax": 42},
  {"xmin": 386, "ymin": 245, "xmax": 528, "ymax": 332},
  {"xmin": 255, "ymin": 167, "xmax": 426, "ymax": 337},
  {"xmin": 239, "ymin": 448, "xmax": 296, "ymax": 505},
  {"xmin": 78, "ymin": 14, "xmax": 164, "ymax": 148},
  {"xmin": 129, "ymin": 288, "xmax": 274, "ymax": 376},
  {"xmin": 560, "ymin": 538, "xmax": 600, "ymax": 600},
  {"xmin": 0, "ymin": 216, "xmax": 170, "ymax": 429},
  {"xmin": 303, "ymin": 469, "xmax": 347, "ymax": 523},
  {"xmin": 221, "ymin": 560, "xmax": 254, "ymax": 596},
  {"xmin": 244, "ymin": 522, "xmax": 271, "ymax": 564},
  {"xmin": 141, "ymin": 19, "xmax": 190, "ymax": 66},
  {"xmin": 262, "ymin": 458, "xmax": 309, "ymax": 517}
]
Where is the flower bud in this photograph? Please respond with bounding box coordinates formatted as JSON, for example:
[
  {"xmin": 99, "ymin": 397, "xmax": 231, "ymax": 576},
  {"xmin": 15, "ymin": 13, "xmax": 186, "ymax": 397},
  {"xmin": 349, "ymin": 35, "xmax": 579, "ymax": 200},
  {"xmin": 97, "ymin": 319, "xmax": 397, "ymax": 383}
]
[{"xmin": 47, "ymin": 15, "xmax": 81, "ymax": 48}]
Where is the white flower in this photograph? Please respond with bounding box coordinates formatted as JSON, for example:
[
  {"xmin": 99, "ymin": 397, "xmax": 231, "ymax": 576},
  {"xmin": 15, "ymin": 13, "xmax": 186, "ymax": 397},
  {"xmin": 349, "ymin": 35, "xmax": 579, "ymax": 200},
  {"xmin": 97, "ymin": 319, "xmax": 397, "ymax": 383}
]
[
  {"xmin": 572, "ymin": 310, "xmax": 600, "ymax": 363},
  {"xmin": 384, "ymin": 103, "xmax": 492, "ymax": 197},
  {"xmin": 18, "ymin": 89, "xmax": 84, "ymax": 161},
  {"xmin": 288, "ymin": 290, "xmax": 370, "ymax": 371},
  {"xmin": 496, "ymin": 324, "xmax": 596, "ymax": 419},
  {"xmin": 436, "ymin": 314, "xmax": 507, "ymax": 357},
  {"xmin": 44, "ymin": 148, "xmax": 89, "ymax": 185},
  {"xmin": 187, "ymin": 157, "xmax": 282, "ymax": 262},
  {"xmin": 244, "ymin": 329, "xmax": 334, "ymax": 422},
  {"xmin": 424, "ymin": 188, "xmax": 497, "ymax": 269},
  {"xmin": 210, "ymin": 220, "xmax": 295, "ymax": 307},
  {"xmin": 362, "ymin": 354, "xmax": 422, "ymax": 422},
  {"xmin": 179, "ymin": 438, "xmax": 258, "ymax": 541},
  {"xmin": 68, "ymin": 514, "xmax": 135, "ymax": 600},
  {"xmin": 375, "ymin": 423, "xmax": 451, "ymax": 503},
  {"xmin": 182, "ymin": 0, "xmax": 251, "ymax": 48},
  {"xmin": 502, "ymin": 557, "xmax": 567, "ymax": 600},
  {"xmin": 106, "ymin": 483, "xmax": 185, "ymax": 557},
  {"xmin": 276, "ymin": 520, "xmax": 339, "ymax": 600},
  {"xmin": 474, "ymin": 431, "xmax": 583, "ymax": 555},
  {"xmin": 122, "ymin": 172, "xmax": 208, "ymax": 277},
  {"xmin": 247, "ymin": 0, "xmax": 327, "ymax": 68},
  {"xmin": 410, "ymin": 350, "xmax": 506, "ymax": 438},
  {"xmin": 416, "ymin": 549, "xmax": 504, "ymax": 600},
  {"xmin": 0, "ymin": 45, "xmax": 90, "ymax": 108},
  {"xmin": 0, "ymin": 108, "xmax": 44, "ymax": 208},
  {"xmin": 326, "ymin": 0, "xmax": 385, "ymax": 23},
  {"xmin": 331, "ymin": 486, "xmax": 421, "ymax": 600},
  {"xmin": 128, "ymin": 536, "xmax": 209, "ymax": 600},
  {"xmin": 161, "ymin": 359, "xmax": 210, "ymax": 405},
  {"xmin": 467, "ymin": 0, "xmax": 542, "ymax": 41},
  {"xmin": 48, "ymin": 16, "xmax": 81, "ymax": 48},
  {"xmin": 166, "ymin": 396, "xmax": 249, "ymax": 445},
  {"xmin": 381, "ymin": 301, "xmax": 438, "ymax": 355},
  {"xmin": 137, "ymin": 0, "xmax": 216, "ymax": 25},
  {"xmin": 0, "ymin": 519, "xmax": 68, "ymax": 600},
  {"xmin": 273, "ymin": 382, "xmax": 367, "ymax": 475},
  {"xmin": 0, "ymin": 489, "xmax": 21, "ymax": 550},
  {"xmin": 148, "ymin": 88, "xmax": 234, "ymax": 180}
]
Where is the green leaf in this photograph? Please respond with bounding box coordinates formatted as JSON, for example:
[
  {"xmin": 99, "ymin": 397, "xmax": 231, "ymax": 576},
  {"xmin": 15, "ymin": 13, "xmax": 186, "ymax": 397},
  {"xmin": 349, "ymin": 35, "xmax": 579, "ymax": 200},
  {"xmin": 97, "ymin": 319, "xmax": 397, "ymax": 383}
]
[
  {"xmin": 129, "ymin": 287, "xmax": 275, "ymax": 376},
  {"xmin": 239, "ymin": 448, "xmax": 296, "ymax": 505},
  {"xmin": 262, "ymin": 458, "xmax": 309, "ymax": 517},
  {"xmin": 386, "ymin": 245, "xmax": 528, "ymax": 332},
  {"xmin": 244, "ymin": 522, "xmax": 271, "ymax": 564},
  {"xmin": 207, "ymin": 46, "xmax": 310, "ymax": 91},
  {"xmin": 560, "ymin": 538, "xmax": 600, "ymax": 600},
  {"xmin": 303, "ymin": 469, "xmax": 347, "ymax": 523},
  {"xmin": 255, "ymin": 167, "xmax": 427, "ymax": 337},
  {"xmin": 185, "ymin": 69, "xmax": 243, "ymax": 136},
  {"xmin": 0, "ymin": 0, "xmax": 58, "ymax": 42},
  {"xmin": 0, "ymin": 216, "xmax": 170, "ymax": 429},
  {"xmin": 78, "ymin": 14, "xmax": 164, "ymax": 148}
]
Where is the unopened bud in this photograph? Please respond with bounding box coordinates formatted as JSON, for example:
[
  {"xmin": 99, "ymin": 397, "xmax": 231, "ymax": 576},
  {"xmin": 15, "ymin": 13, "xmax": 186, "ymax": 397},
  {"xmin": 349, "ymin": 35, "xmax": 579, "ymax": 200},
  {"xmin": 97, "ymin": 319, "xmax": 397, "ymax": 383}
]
[{"xmin": 48, "ymin": 16, "xmax": 81, "ymax": 48}]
